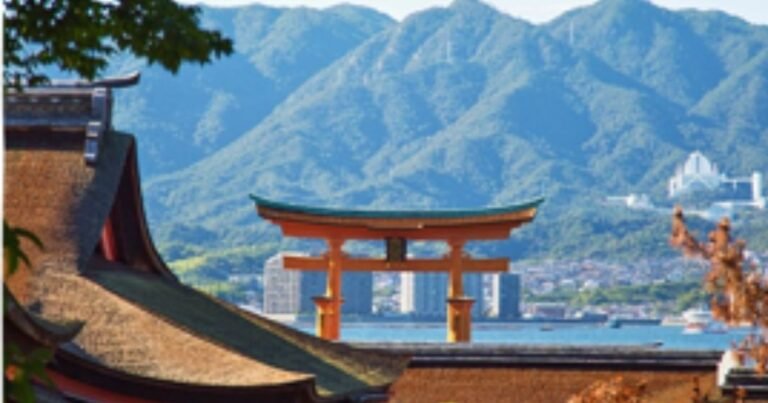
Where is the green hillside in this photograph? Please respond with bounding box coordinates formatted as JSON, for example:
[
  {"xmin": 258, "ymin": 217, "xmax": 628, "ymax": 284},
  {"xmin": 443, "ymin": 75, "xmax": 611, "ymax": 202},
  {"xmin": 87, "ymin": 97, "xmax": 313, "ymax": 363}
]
[
  {"xmin": 109, "ymin": 0, "xmax": 768, "ymax": 275},
  {"xmin": 111, "ymin": 4, "xmax": 394, "ymax": 175}
]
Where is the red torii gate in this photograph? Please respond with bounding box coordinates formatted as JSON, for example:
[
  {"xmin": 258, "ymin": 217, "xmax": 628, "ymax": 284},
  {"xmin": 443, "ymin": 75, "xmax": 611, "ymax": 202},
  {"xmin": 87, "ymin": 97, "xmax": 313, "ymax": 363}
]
[{"xmin": 252, "ymin": 195, "xmax": 542, "ymax": 342}]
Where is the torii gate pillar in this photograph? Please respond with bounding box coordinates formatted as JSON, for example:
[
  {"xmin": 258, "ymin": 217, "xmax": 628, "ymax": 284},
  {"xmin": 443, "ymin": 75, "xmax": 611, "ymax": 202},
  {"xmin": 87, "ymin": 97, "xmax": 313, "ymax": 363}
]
[
  {"xmin": 314, "ymin": 238, "xmax": 344, "ymax": 340},
  {"xmin": 447, "ymin": 239, "xmax": 474, "ymax": 342}
]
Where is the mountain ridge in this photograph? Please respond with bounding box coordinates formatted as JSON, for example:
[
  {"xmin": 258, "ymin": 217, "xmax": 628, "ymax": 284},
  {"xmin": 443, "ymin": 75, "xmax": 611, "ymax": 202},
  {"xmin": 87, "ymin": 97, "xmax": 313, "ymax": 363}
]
[{"xmin": 109, "ymin": 0, "xmax": 768, "ymax": 262}]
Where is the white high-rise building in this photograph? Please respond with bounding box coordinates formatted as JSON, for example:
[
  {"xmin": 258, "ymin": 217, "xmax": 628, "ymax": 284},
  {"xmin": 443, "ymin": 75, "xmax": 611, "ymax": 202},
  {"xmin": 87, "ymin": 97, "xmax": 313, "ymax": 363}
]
[
  {"xmin": 753, "ymin": 172, "xmax": 765, "ymax": 208},
  {"xmin": 414, "ymin": 273, "xmax": 446, "ymax": 318},
  {"xmin": 264, "ymin": 252, "xmax": 373, "ymax": 316},
  {"xmin": 490, "ymin": 273, "xmax": 521, "ymax": 320},
  {"xmin": 262, "ymin": 252, "xmax": 302, "ymax": 315},
  {"xmin": 400, "ymin": 272, "xmax": 415, "ymax": 314},
  {"xmin": 400, "ymin": 272, "xmax": 483, "ymax": 318},
  {"xmin": 299, "ymin": 272, "xmax": 373, "ymax": 315}
]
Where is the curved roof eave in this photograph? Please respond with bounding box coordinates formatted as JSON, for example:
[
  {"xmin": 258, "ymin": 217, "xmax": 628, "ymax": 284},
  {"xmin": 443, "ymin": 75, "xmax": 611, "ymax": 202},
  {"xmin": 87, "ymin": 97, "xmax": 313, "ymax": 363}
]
[{"xmin": 250, "ymin": 194, "xmax": 544, "ymax": 221}]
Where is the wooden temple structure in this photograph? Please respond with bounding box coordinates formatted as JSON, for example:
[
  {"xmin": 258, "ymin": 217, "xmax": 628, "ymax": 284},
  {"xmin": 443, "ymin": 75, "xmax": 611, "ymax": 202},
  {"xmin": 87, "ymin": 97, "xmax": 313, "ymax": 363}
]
[{"xmin": 252, "ymin": 195, "xmax": 543, "ymax": 342}]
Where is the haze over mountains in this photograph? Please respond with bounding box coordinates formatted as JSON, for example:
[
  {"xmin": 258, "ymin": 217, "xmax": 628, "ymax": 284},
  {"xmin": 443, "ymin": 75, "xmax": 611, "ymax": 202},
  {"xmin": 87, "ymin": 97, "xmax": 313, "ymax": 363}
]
[{"xmin": 111, "ymin": 0, "xmax": 768, "ymax": 263}]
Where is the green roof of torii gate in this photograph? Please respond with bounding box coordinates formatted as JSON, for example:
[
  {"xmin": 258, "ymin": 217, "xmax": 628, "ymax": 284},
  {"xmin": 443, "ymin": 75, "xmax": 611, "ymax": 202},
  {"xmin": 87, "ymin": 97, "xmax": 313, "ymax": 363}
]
[{"xmin": 250, "ymin": 194, "xmax": 544, "ymax": 220}]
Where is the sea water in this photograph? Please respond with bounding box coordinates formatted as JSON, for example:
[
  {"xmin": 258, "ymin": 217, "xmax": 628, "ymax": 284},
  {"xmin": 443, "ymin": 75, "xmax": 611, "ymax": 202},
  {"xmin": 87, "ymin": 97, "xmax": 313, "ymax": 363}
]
[{"xmin": 293, "ymin": 322, "xmax": 755, "ymax": 350}]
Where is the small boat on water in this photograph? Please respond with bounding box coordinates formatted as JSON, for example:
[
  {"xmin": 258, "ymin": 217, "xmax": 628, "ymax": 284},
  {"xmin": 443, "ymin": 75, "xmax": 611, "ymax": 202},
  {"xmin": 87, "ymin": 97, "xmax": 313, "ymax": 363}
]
[
  {"xmin": 682, "ymin": 308, "xmax": 727, "ymax": 334},
  {"xmin": 605, "ymin": 318, "xmax": 622, "ymax": 329}
]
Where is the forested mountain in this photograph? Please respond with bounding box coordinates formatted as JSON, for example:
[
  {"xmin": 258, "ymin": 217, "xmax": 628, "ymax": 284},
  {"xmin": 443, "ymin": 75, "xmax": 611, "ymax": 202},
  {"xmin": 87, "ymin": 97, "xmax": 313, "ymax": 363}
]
[
  {"xmin": 110, "ymin": 0, "xmax": 768, "ymax": 270},
  {"xmin": 110, "ymin": 4, "xmax": 394, "ymax": 174}
]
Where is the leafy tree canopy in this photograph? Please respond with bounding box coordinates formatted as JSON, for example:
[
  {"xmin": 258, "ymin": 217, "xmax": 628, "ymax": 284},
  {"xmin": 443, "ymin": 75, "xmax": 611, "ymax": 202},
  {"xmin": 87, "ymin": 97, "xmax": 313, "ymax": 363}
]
[{"xmin": 3, "ymin": 0, "xmax": 233, "ymax": 86}]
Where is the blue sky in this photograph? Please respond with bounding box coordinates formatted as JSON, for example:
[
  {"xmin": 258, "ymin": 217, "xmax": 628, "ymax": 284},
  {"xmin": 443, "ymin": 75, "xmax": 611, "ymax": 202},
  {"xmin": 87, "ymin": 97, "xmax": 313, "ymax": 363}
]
[{"xmin": 177, "ymin": 0, "xmax": 768, "ymax": 25}]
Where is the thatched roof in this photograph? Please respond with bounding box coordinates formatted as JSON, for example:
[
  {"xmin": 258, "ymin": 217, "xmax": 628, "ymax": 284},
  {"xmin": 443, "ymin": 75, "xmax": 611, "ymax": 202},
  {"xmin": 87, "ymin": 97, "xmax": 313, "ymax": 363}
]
[
  {"xmin": 33, "ymin": 261, "xmax": 310, "ymax": 387},
  {"xmin": 5, "ymin": 129, "xmax": 129, "ymax": 302},
  {"xmin": 82, "ymin": 261, "xmax": 406, "ymax": 396}
]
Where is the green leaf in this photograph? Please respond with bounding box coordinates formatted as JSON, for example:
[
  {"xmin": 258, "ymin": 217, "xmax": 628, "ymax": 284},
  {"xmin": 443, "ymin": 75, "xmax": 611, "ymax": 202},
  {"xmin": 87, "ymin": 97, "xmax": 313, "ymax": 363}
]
[
  {"xmin": 3, "ymin": 221, "xmax": 43, "ymax": 276},
  {"xmin": 13, "ymin": 228, "xmax": 43, "ymax": 251}
]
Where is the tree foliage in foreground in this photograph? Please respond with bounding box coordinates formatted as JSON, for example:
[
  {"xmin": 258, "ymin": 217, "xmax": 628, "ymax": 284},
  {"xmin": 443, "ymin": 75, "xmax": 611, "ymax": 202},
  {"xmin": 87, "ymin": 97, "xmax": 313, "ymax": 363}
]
[
  {"xmin": 671, "ymin": 207, "xmax": 768, "ymax": 375},
  {"xmin": 3, "ymin": 0, "xmax": 233, "ymax": 86},
  {"xmin": 4, "ymin": 221, "xmax": 50, "ymax": 403}
]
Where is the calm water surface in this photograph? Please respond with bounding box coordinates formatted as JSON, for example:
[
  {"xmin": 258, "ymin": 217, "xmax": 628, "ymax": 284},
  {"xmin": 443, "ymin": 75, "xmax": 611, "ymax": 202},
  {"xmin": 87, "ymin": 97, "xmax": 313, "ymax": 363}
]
[{"xmin": 293, "ymin": 322, "xmax": 755, "ymax": 350}]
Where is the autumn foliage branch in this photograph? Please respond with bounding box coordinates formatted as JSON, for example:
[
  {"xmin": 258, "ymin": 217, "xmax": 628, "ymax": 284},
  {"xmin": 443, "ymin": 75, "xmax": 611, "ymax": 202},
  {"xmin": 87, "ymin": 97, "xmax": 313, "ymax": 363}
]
[{"xmin": 670, "ymin": 207, "xmax": 768, "ymax": 374}]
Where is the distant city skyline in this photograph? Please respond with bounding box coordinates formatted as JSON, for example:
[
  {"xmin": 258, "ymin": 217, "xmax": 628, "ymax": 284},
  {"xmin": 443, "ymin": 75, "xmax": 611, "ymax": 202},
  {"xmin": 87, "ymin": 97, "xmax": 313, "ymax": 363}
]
[{"xmin": 178, "ymin": 0, "xmax": 768, "ymax": 25}]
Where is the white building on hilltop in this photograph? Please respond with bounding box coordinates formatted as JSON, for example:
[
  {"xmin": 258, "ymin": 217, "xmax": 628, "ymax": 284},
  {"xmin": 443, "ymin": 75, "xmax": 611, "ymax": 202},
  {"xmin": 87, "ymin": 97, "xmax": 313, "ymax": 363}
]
[
  {"xmin": 668, "ymin": 151, "xmax": 723, "ymax": 197},
  {"xmin": 607, "ymin": 151, "xmax": 764, "ymax": 221},
  {"xmin": 668, "ymin": 151, "xmax": 765, "ymax": 209}
]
